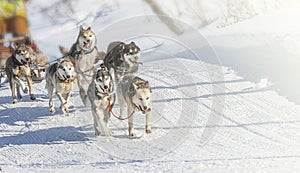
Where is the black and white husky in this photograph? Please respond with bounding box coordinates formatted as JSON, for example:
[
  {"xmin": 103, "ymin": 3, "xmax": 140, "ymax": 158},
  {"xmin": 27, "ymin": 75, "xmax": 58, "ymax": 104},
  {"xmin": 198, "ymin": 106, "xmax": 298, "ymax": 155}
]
[
  {"xmin": 117, "ymin": 75, "xmax": 152, "ymax": 136},
  {"xmin": 45, "ymin": 60, "xmax": 76, "ymax": 115},
  {"xmin": 104, "ymin": 41, "xmax": 141, "ymax": 84},
  {"xmin": 87, "ymin": 64, "xmax": 115, "ymax": 136}
]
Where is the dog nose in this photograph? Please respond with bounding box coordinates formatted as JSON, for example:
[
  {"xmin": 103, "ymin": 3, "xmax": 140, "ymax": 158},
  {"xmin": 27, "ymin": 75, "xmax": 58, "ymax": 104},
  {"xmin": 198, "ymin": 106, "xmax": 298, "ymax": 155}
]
[
  {"xmin": 87, "ymin": 39, "xmax": 90, "ymax": 43},
  {"xmin": 66, "ymin": 75, "xmax": 70, "ymax": 78},
  {"xmin": 104, "ymin": 85, "xmax": 108, "ymax": 89},
  {"xmin": 143, "ymin": 106, "xmax": 148, "ymax": 110},
  {"xmin": 26, "ymin": 58, "xmax": 29, "ymax": 61}
]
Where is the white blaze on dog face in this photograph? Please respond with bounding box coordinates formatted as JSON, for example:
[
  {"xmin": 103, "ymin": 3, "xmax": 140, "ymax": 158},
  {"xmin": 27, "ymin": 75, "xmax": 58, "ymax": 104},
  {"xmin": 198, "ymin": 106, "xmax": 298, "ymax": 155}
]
[
  {"xmin": 15, "ymin": 45, "xmax": 31, "ymax": 65},
  {"xmin": 57, "ymin": 61, "xmax": 76, "ymax": 82},
  {"xmin": 132, "ymin": 87, "xmax": 152, "ymax": 113},
  {"xmin": 123, "ymin": 42, "xmax": 141, "ymax": 67},
  {"xmin": 78, "ymin": 26, "xmax": 96, "ymax": 50},
  {"xmin": 95, "ymin": 68, "xmax": 112, "ymax": 93}
]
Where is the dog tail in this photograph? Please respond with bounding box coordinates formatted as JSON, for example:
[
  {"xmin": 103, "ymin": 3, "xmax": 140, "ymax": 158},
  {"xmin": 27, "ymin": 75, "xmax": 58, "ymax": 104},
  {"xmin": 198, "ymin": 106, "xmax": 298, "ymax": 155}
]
[{"xmin": 59, "ymin": 46, "xmax": 69, "ymax": 56}]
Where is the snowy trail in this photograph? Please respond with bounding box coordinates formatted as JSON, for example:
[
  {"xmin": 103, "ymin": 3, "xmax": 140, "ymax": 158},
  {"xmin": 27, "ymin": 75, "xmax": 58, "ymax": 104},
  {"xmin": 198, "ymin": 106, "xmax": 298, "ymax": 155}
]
[
  {"xmin": 1, "ymin": 0, "xmax": 300, "ymax": 172},
  {"xmin": 1, "ymin": 50, "xmax": 300, "ymax": 172}
]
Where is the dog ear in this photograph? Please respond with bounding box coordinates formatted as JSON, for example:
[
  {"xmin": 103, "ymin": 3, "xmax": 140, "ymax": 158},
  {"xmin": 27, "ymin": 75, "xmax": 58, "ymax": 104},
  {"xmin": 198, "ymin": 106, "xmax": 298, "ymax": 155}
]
[
  {"xmin": 79, "ymin": 25, "xmax": 84, "ymax": 32},
  {"xmin": 132, "ymin": 82, "xmax": 138, "ymax": 90},
  {"xmin": 130, "ymin": 41, "xmax": 136, "ymax": 45}
]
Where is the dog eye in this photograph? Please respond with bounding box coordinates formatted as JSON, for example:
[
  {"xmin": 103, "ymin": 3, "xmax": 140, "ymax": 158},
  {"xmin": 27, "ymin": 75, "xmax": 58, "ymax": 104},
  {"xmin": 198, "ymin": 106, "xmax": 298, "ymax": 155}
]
[
  {"xmin": 146, "ymin": 97, "xmax": 149, "ymax": 100},
  {"xmin": 139, "ymin": 98, "xmax": 143, "ymax": 101},
  {"xmin": 89, "ymin": 35, "xmax": 92, "ymax": 37}
]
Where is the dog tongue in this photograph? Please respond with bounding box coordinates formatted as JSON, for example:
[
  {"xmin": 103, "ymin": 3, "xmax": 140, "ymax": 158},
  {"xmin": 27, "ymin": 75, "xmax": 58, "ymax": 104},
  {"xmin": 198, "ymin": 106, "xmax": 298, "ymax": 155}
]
[{"xmin": 84, "ymin": 42, "xmax": 90, "ymax": 49}]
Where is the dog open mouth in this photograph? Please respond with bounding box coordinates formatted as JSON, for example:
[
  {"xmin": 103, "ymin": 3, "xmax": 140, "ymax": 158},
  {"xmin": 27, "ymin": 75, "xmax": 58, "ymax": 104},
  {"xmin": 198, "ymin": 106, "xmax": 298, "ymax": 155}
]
[
  {"xmin": 83, "ymin": 41, "xmax": 91, "ymax": 49},
  {"xmin": 21, "ymin": 59, "xmax": 30, "ymax": 65},
  {"xmin": 139, "ymin": 105, "xmax": 151, "ymax": 114},
  {"xmin": 103, "ymin": 88, "xmax": 109, "ymax": 93},
  {"xmin": 129, "ymin": 58, "xmax": 143, "ymax": 65}
]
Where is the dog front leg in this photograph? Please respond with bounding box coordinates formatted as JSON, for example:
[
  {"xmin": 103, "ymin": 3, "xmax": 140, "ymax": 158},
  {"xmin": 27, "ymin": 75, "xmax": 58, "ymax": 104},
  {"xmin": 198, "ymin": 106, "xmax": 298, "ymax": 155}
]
[
  {"xmin": 92, "ymin": 108, "xmax": 101, "ymax": 136},
  {"xmin": 47, "ymin": 82, "xmax": 55, "ymax": 114},
  {"xmin": 14, "ymin": 76, "xmax": 27, "ymax": 93},
  {"xmin": 128, "ymin": 106, "xmax": 135, "ymax": 136},
  {"xmin": 16, "ymin": 83, "xmax": 22, "ymax": 100},
  {"xmin": 103, "ymin": 108, "xmax": 112, "ymax": 136},
  {"xmin": 145, "ymin": 111, "xmax": 152, "ymax": 134},
  {"xmin": 56, "ymin": 92, "xmax": 67, "ymax": 114},
  {"xmin": 9, "ymin": 79, "xmax": 18, "ymax": 104},
  {"xmin": 26, "ymin": 76, "xmax": 36, "ymax": 100},
  {"xmin": 63, "ymin": 92, "xmax": 71, "ymax": 113}
]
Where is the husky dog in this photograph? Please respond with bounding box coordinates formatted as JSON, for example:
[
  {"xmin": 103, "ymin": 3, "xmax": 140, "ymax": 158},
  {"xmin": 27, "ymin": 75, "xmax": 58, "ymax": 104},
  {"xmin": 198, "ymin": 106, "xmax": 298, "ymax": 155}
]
[
  {"xmin": 5, "ymin": 43, "xmax": 36, "ymax": 103},
  {"xmin": 117, "ymin": 75, "xmax": 152, "ymax": 136},
  {"xmin": 45, "ymin": 60, "xmax": 76, "ymax": 115},
  {"xmin": 60, "ymin": 26, "xmax": 103, "ymax": 106},
  {"xmin": 87, "ymin": 64, "xmax": 115, "ymax": 136},
  {"xmin": 104, "ymin": 41, "xmax": 141, "ymax": 84}
]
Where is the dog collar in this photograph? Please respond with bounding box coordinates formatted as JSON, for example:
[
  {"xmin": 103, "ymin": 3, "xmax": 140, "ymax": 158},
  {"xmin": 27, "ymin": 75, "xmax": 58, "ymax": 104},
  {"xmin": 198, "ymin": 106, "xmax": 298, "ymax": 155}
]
[{"xmin": 59, "ymin": 80, "xmax": 74, "ymax": 84}]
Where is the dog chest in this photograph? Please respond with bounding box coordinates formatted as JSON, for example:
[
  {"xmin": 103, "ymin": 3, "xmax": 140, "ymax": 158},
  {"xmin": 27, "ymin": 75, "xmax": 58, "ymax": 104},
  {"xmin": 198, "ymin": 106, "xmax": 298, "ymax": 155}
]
[
  {"xmin": 13, "ymin": 66, "xmax": 30, "ymax": 76},
  {"xmin": 56, "ymin": 83, "xmax": 73, "ymax": 93}
]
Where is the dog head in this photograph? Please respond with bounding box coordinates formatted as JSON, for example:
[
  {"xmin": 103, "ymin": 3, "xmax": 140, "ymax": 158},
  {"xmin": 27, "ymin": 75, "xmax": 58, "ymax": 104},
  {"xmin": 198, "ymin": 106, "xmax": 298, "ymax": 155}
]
[
  {"xmin": 56, "ymin": 60, "xmax": 76, "ymax": 83},
  {"xmin": 122, "ymin": 41, "xmax": 141, "ymax": 67},
  {"xmin": 94, "ymin": 64, "xmax": 113, "ymax": 94},
  {"xmin": 13, "ymin": 42, "xmax": 31, "ymax": 66},
  {"xmin": 130, "ymin": 77, "xmax": 152, "ymax": 114},
  {"xmin": 77, "ymin": 26, "xmax": 96, "ymax": 51}
]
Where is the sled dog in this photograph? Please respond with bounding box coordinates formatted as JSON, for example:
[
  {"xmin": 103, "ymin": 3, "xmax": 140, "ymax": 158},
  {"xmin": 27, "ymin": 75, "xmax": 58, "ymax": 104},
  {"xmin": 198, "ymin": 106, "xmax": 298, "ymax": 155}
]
[
  {"xmin": 60, "ymin": 26, "xmax": 103, "ymax": 106},
  {"xmin": 87, "ymin": 64, "xmax": 115, "ymax": 136},
  {"xmin": 45, "ymin": 60, "xmax": 76, "ymax": 115},
  {"xmin": 117, "ymin": 75, "xmax": 152, "ymax": 136},
  {"xmin": 104, "ymin": 41, "xmax": 141, "ymax": 84},
  {"xmin": 5, "ymin": 43, "xmax": 36, "ymax": 103}
]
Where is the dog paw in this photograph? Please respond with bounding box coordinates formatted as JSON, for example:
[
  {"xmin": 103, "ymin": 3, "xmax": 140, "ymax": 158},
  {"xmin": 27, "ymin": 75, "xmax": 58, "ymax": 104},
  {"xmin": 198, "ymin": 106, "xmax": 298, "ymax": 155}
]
[
  {"xmin": 104, "ymin": 129, "xmax": 112, "ymax": 136},
  {"xmin": 129, "ymin": 131, "xmax": 136, "ymax": 137},
  {"xmin": 95, "ymin": 131, "xmax": 100, "ymax": 136},
  {"xmin": 145, "ymin": 129, "xmax": 152, "ymax": 134},
  {"xmin": 23, "ymin": 87, "xmax": 28, "ymax": 93},
  {"xmin": 30, "ymin": 94, "xmax": 36, "ymax": 100},
  {"xmin": 12, "ymin": 99, "xmax": 19, "ymax": 104},
  {"xmin": 50, "ymin": 108, "xmax": 55, "ymax": 114},
  {"xmin": 17, "ymin": 95, "xmax": 22, "ymax": 100}
]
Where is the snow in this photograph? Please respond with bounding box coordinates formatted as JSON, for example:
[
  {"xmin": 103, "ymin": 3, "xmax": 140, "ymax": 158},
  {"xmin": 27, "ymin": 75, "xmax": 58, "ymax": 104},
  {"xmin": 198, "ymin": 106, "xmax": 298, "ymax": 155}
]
[{"xmin": 1, "ymin": 0, "xmax": 300, "ymax": 172}]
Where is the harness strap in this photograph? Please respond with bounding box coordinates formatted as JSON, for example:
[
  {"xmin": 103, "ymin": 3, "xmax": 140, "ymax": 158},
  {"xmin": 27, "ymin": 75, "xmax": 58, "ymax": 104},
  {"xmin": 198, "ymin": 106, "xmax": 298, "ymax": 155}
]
[{"xmin": 108, "ymin": 98, "xmax": 135, "ymax": 121}]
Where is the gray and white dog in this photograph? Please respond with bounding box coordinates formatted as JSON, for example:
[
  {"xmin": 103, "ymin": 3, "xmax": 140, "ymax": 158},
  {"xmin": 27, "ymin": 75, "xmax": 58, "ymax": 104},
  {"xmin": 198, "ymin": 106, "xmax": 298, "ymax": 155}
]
[
  {"xmin": 60, "ymin": 26, "xmax": 104, "ymax": 106},
  {"xmin": 117, "ymin": 75, "xmax": 152, "ymax": 136},
  {"xmin": 5, "ymin": 43, "xmax": 36, "ymax": 103},
  {"xmin": 104, "ymin": 41, "xmax": 141, "ymax": 84},
  {"xmin": 87, "ymin": 64, "xmax": 115, "ymax": 136},
  {"xmin": 45, "ymin": 60, "xmax": 76, "ymax": 115}
]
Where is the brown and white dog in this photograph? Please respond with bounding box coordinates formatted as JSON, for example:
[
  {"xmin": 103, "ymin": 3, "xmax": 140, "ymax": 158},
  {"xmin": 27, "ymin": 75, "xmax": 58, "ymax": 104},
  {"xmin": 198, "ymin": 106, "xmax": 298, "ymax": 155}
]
[
  {"xmin": 5, "ymin": 43, "xmax": 36, "ymax": 103},
  {"xmin": 60, "ymin": 26, "xmax": 104, "ymax": 107},
  {"xmin": 117, "ymin": 75, "xmax": 152, "ymax": 136}
]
